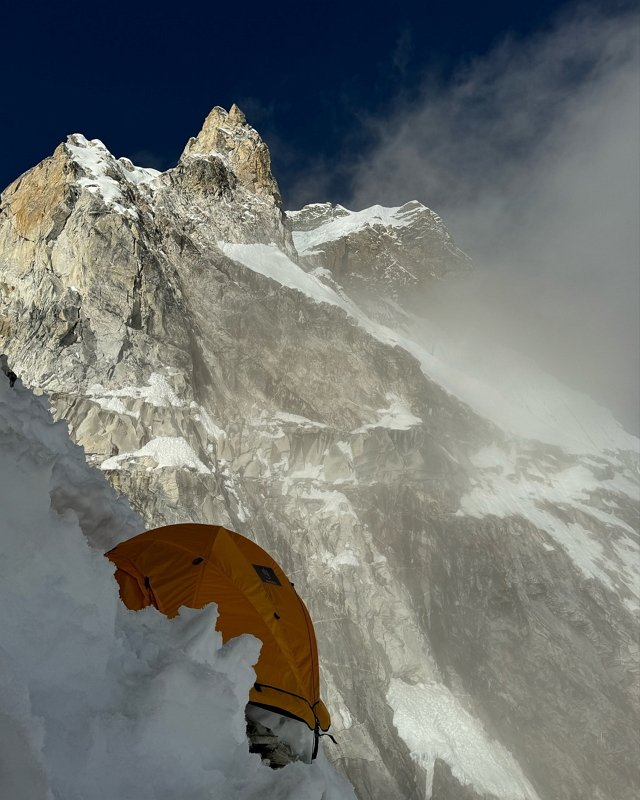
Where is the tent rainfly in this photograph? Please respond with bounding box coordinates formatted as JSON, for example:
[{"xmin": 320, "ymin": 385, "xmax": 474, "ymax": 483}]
[{"xmin": 106, "ymin": 523, "xmax": 331, "ymax": 745}]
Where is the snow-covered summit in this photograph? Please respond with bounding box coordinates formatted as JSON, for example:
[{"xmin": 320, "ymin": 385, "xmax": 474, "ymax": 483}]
[
  {"xmin": 289, "ymin": 200, "xmax": 442, "ymax": 246},
  {"xmin": 288, "ymin": 200, "xmax": 471, "ymax": 297},
  {"xmin": 64, "ymin": 134, "xmax": 161, "ymax": 218}
]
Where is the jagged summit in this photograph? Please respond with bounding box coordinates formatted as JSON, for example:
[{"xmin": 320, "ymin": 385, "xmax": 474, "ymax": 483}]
[
  {"xmin": 1, "ymin": 104, "xmax": 282, "ymax": 230},
  {"xmin": 0, "ymin": 106, "xmax": 294, "ymax": 299},
  {"xmin": 181, "ymin": 104, "xmax": 282, "ymax": 203}
]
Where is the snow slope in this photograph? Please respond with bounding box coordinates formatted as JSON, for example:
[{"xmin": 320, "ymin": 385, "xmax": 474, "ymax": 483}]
[
  {"xmin": 0, "ymin": 373, "xmax": 355, "ymax": 800},
  {"xmin": 388, "ymin": 680, "xmax": 540, "ymax": 800}
]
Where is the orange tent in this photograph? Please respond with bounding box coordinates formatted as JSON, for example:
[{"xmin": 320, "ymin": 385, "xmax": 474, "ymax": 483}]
[{"xmin": 106, "ymin": 523, "xmax": 331, "ymax": 736}]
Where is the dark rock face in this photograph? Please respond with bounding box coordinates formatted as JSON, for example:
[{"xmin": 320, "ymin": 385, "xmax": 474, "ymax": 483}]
[{"xmin": 1, "ymin": 107, "xmax": 638, "ymax": 800}]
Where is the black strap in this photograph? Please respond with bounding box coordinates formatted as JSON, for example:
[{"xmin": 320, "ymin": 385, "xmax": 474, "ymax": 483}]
[
  {"xmin": 312, "ymin": 721, "xmax": 320, "ymax": 760},
  {"xmin": 311, "ymin": 722, "xmax": 337, "ymax": 759},
  {"xmin": 253, "ymin": 682, "xmax": 309, "ymax": 705}
]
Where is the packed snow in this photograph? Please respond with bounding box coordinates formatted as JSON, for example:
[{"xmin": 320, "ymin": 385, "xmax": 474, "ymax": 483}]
[
  {"xmin": 87, "ymin": 372, "xmax": 185, "ymax": 411},
  {"xmin": 388, "ymin": 679, "xmax": 541, "ymax": 800},
  {"xmin": 273, "ymin": 411, "xmax": 329, "ymax": 429},
  {"xmin": 297, "ymin": 488, "xmax": 358, "ymax": 520},
  {"xmin": 191, "ymin": 403, "xmax": 228, "ymax": 441},
  {"xmin": 219, "ymin": 242, "xmax": 348, "ymax": 311},
  {"xmin": 0, "ymin": 374, "xmax": 356, "ymax": 800},
  {"xmin": 101, "ymin": 436, "xmax": 212, "ymax": 474},
  {"xmin": 322, "ymin": 549, "xmax": 360, "ymax": 569},
  {"xmin": 217, "ymin": 242, "xmax": 405, "ymax": 354}
]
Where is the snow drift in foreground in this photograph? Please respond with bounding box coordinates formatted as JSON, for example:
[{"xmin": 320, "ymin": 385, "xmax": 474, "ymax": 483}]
[{"xmin": 0, "ymin": 374, "xmax": 355, "ymax": 800}]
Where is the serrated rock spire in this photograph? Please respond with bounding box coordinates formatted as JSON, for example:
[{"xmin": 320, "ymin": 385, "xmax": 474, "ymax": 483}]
[{"xmin": 181, "ymin": 105, "xmax": 281, "ymax": 205}]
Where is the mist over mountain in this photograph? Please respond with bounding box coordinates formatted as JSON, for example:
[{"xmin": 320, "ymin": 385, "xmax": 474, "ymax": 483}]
[{"xmin": 289, "ymin": 7, "xmax": 639, "ymax": 435}]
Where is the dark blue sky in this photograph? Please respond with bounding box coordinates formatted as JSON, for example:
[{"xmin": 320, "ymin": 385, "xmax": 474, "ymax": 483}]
[{"xmin": 1, "ymin": 0, "xmax": 607, "ymax": 207}]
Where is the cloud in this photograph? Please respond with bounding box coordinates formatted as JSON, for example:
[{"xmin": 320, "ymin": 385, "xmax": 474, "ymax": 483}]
[{"xmin": 347, "ymin": 5, "xmax": 640, "ymax": 433}]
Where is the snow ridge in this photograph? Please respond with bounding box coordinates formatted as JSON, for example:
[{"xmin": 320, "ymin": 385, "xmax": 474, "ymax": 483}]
[
  {"xmin": 291, "ymin": 201, "xmax": 445, "ymax": 256},
  {"xmin": 65, "ymin": 134, "xmax": 160, "ymax": 218}
]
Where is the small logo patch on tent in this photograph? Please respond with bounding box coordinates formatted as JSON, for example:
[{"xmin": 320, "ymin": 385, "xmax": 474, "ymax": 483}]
[{"xmin": 253, "ymin": 565, "xmax": 281, "ymax": 585}]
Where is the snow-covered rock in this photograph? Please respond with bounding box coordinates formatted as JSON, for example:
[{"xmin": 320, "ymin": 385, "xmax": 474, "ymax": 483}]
[{"xmin": 288, "ymin": 200, "xmax": 471, "ymax": 300}]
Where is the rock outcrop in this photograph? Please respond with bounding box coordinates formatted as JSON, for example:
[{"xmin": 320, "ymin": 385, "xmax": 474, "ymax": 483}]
[
  {"xmin": 182, "ymin": 104, "xmax": 282, "ymax": 202},
  {"xmin": 1, "ymin": 107, "xmax": 638, "ymax": 800}
]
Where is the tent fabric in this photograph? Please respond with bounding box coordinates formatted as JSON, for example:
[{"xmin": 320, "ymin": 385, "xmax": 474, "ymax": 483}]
[{"xmin": 106, "ymin": 523, "xmax": 331, "ymax": 732}]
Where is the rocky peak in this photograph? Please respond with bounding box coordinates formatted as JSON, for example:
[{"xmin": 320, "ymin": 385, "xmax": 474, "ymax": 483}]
[
  {"xmin": 181, "ymin": 105, "xmax": 282, "ymax": 205},
  {"xmin": 288, "ymin": 200, "xmax": 471, "ymax": 303},
  {"xmin": 287, "ymin": 202, "xmax": 351, "ymax": 231},
  {"xmin": 0, "ymin": 132, "xmax": 162, "ymax": 251},
  {"xmin": 64, "ymin": 134, "xmax": 161, "ymax": 218},
  {"xmin": 0, "ymin": 142, "xmax": 75, "ymax": 244}
]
